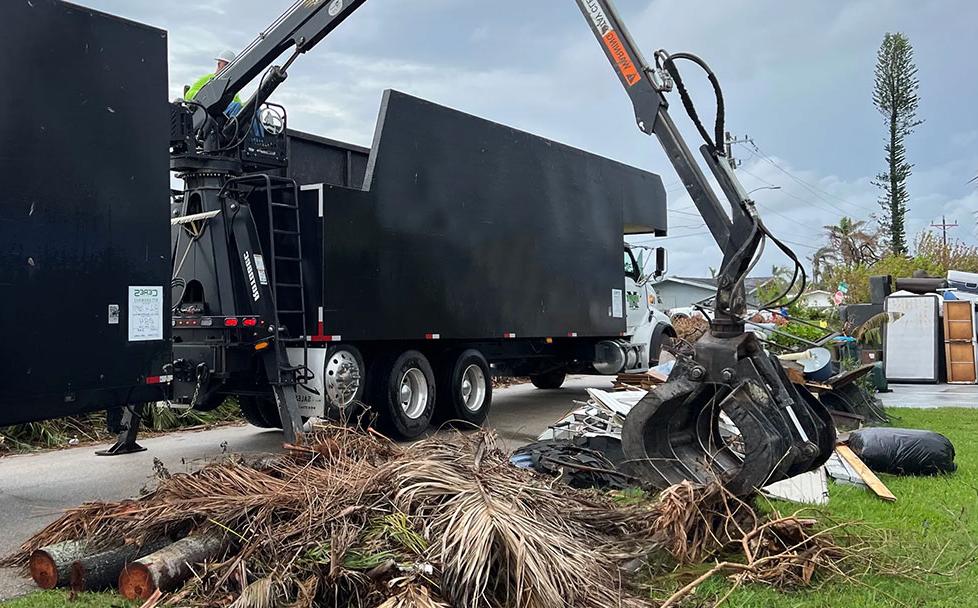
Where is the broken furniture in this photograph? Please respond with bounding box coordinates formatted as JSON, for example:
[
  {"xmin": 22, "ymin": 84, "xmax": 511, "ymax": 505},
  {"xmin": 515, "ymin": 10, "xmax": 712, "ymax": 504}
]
[{"xmin": 943, "ymin": 300, "xmax": 978, "ymax": 384}]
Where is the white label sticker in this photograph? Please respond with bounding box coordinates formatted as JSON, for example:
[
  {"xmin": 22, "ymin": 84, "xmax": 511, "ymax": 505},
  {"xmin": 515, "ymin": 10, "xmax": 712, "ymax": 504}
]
[
  {"xmin": 128, "ymin": 286, "xmax": 164, "ymax": 342},
  {"xmin": 328, "ymin": 0, "xmax": 344, "ymax": 17},
  {"xmin": 612, "ymin": 289, "xmax": 624, "ymax": 318},
  {"xmin": 581, "ymin": 0, "xmax": 613, "ymax": 36},
  {"xmin": 108, "ymin": 304, "xmax": 120, "ymax": 325},
  {"xmin": 243, "ymin": 252, "xmax": 261, "ymax": 302},
  {"xmin": 253, "ymin": 254, "xmax": 269, "ymax": 285}
]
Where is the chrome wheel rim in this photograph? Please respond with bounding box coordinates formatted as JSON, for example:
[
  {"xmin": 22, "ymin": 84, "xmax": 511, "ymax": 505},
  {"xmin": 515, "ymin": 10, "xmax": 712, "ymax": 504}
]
[
  {"xmin": 459, "ymin": 364, "xmax": 487, "ymax": 413},
  {"xmin": 399, "ymin": 368, "xmax": 429, "ymax": 420},
  {"xmin": 324, "ymin": 350, "xmax": 362, "ymax": 408}
]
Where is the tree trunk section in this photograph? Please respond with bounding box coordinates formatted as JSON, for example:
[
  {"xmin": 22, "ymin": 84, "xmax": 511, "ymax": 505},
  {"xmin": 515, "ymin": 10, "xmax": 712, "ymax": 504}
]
[
  {"xmin": 118, "ymin": 532, "xmax": 230, "ymax": 600},
  {"xmin": 69, "ymin": 538, "xmax": 171, "ymax": 592},
  {"xmin": 29, "ymin": 541, "xmax": 88, "ymax": 589}
]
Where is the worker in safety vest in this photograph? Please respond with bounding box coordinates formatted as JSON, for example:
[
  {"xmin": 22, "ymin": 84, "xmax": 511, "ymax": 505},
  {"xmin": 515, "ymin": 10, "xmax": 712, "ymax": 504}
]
[{"xmin": 185, "ymin": 50, "xmax": 243, "ymax": 116}]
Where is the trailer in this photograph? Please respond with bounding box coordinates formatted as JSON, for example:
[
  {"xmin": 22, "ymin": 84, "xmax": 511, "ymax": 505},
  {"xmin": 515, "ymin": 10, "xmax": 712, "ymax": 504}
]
[
  {"xmin": 171, "ymin": 89, "xmax": 672, "ymax": 438},
  {"xmin": 0, "ymin": 0, "xmax": 171, "ymax": 437}
]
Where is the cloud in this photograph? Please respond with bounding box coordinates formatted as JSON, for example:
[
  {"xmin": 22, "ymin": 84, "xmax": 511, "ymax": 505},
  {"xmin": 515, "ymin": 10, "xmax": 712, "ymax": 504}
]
[{"xmin": 78, "ymin": 0, "xmax": 978, "ymax": 276}]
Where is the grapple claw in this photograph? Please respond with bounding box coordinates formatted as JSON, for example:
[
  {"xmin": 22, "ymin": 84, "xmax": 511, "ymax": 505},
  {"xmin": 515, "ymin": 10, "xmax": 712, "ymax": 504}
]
[{"xmin": 622, "ymin": 337, "xmax": 836, "ymax": 496}]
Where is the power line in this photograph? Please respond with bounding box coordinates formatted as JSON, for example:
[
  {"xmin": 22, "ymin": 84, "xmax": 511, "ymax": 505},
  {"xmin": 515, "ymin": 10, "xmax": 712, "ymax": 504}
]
[
  {"xmin": 931, "ymin": 216, "xmax": 959, "ymax": 263},
  {"xmin": 741, "ymin": 167, "xmax": 867, "ymax": 222},
  {"xmin": 738, "ymin": 143, "xmax": 878, "ymax": 216},
  {"xmin": 778, "ymin": 238, "xmax": 821, "ymax": 251},
  {"xmin": 668, "ymin": 185, "xmax": 822, "ymax": 248}
]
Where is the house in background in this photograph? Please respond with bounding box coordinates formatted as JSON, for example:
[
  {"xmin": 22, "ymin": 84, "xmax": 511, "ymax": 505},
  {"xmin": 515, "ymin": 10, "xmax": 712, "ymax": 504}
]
[
  {"xmin": 799, "ymin": 289, "xmax": 835, "ymax": 309},
  {"xmin": 653, "ymin": 276, "xmax": 774, "ymax": 311}
]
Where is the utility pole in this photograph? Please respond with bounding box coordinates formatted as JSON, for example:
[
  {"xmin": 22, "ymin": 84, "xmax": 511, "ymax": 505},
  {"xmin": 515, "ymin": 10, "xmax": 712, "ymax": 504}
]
[
  {"xmin": 724, "ymin": 132, "xmax": 754, "ymax": 170},
  {"xmin": 930, "ymin": 215, "xmax": 958, "ymax": 265}
]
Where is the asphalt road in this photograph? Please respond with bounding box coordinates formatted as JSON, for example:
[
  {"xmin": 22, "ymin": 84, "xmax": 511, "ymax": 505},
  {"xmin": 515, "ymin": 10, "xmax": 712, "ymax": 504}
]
[{"xmin": 0, "ymin": 375, "xmax": 610, "ymax": 600}]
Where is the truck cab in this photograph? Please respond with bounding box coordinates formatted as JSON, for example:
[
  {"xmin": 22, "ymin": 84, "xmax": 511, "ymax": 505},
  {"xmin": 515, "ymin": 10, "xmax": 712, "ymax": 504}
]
[{"xmin": 625, "ymin": 244, "xmax": 675, "ymax": 368}]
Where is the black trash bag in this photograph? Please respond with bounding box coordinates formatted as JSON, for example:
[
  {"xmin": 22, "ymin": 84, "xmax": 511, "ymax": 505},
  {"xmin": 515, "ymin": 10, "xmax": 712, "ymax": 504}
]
[
  {"xmin": 510, "ymin": 437, "xmax": 635, "ymax": 490},
  {"xmin": 848, "ymin": 428, "xmax": 956, "ymax": 475}
]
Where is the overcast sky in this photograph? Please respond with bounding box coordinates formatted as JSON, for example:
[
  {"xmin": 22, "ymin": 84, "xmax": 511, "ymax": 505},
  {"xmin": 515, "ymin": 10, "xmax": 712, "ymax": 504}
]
[{"xmin": 86, "ymin": 0, "xmax": 978, "ymax": 277}]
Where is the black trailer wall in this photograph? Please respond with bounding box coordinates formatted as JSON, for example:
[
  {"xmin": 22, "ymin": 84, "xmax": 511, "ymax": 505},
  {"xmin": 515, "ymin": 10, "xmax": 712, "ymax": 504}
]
[
  {"xmin": 301, "ymin": 91, "xmax": 667, "ymax": 342},
  {"xmin": 0, "ymin": 0, "xmax": 171, "ymax": 425}
]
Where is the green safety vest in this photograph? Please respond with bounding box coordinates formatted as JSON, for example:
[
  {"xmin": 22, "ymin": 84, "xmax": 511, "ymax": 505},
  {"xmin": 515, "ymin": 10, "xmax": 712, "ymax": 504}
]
[{"xmin": 185, "ymin": 73, "xmax": 243, "ymax": 104}]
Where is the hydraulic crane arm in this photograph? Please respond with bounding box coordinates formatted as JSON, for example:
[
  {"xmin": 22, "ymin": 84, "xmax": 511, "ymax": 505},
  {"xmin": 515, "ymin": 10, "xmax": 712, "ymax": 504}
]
[
  {"xmin": 192, "ymin": 0, "xmax": 367, "ymax": 133},
  {"xmin": 574, "ymin": 1, "xmax": 734, "ymax": 246},
  {"xmin": 572, "ymin": 0, "xmax": 799, "ymax": 325},
  {"xmin": 574, "ymin": 0, "xmax": 832, "ymax": 496}
]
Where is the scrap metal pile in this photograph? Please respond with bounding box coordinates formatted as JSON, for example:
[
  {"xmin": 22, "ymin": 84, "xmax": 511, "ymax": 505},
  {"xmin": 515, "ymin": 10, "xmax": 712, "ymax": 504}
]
[{"xmin": 6, "ymin": 426, "xmax": 854, "ymax": 607}]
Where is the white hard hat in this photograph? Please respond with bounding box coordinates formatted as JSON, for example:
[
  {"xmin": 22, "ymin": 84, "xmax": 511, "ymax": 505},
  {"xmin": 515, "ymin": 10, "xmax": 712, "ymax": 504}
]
[{"xmin": 215, "ymin": 50, "xmax": 236, "ymax": 64}]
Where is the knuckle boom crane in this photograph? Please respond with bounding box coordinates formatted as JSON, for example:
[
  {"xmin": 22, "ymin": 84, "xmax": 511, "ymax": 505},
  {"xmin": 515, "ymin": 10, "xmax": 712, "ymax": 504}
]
[
  {"xmin": 574, "ymin": 0, "xmax": 835, "ymax": 494},
  {"xmin": 167, "ymin": 0, "xmax": 368, "ymax": 445},
  {"xmin": 141, "ymin": 0, "xmax": 831, "ymax": 493}
]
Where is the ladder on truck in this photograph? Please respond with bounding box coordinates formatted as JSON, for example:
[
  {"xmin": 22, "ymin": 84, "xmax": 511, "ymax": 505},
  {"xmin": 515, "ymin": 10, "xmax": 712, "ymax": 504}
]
[{"xmin": 227, "ymin": 174, "xmax": 312, "ymax": 443}]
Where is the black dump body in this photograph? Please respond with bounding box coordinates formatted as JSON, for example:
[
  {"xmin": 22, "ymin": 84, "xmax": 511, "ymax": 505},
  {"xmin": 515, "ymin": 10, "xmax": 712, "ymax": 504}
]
[
  {"xmin": 0, "ymin": 0, "xmax": 171, "ymax": 426},
  {"xmin": 277, "ymin": 90, "xmax": 667, "ymax": 342}
]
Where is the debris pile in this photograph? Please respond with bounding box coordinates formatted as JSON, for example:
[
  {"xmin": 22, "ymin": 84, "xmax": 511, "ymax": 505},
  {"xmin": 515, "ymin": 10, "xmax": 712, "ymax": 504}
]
[
  {"xmin": 671, "ymin": 314, "xmax": 710, "ymax": 343},
  {"xmin": 7, "ymin": 426, "xmax": 856, "ymax": 607}
]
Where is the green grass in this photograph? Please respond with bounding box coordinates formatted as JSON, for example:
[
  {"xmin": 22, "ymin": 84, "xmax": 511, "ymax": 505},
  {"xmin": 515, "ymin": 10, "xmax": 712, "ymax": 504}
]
[
  {"xmin": 672, "ymin": 407, "xmax": 978, "ymax": 607},
  {"xmin": 0, "ymin": 591, "xmax": 132, "ymax": 608},
  {"xmin": 5, "ymin": 408, "xmax": 975, "ymax": 608},
  {"xmin": 1, "ymin": 400, "xmax": 241, "ymax": 455}
]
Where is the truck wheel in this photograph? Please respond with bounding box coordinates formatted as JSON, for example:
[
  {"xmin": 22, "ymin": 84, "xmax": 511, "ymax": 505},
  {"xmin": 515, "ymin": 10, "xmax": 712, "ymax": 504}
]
[
  {"xmin": 436, "ymin": 349, "xmax": 492, "ymax": 427},
  {"xmin": 530, "ymin": 370, "xmax": 566, "ymax": 390},
  {"xmin": 650, "ymin": 326, "xmax": 678, "ymax": 367},
  {"xmin": 323, "ymin": 345, "xmax": 366, "ymax": 418},
  {"xmin": 367, "ymin": 350, "xmax": 436, "ymax": 439},
  {"xmin": 238, "ymin": 395, "xmax": 280, "ymax": 429}
]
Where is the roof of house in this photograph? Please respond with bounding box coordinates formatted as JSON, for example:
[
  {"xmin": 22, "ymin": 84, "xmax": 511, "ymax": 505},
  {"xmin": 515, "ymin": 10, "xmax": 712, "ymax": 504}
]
[{"xmin": 661, "ymin": 276, "xmax": 775, "ymax": 294}]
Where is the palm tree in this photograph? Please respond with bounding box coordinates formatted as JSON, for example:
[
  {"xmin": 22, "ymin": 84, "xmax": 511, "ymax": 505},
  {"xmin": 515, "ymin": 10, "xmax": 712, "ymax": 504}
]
[{"xmin": 811, "ymin": 217, "xmax": 879, "ymax": 284}]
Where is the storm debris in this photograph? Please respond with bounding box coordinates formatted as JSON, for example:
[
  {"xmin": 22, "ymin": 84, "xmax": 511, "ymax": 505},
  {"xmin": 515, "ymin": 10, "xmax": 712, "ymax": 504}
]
[{"xmin": 6, "ymin": 426, "xmax": 862, "ymax": 607}]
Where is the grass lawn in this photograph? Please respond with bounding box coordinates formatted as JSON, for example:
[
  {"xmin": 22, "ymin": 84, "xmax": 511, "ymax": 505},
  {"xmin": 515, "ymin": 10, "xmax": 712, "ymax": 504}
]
[
  {"xmin": 4, "ymin": 407, "xmax": 975, "ymax": 608},
  {"xmin": 676, "ymin": 407, "xmax": 978, "ymax": 607},
  {"xmin": 0, "ymin": 591, "xmax": 131, "ymax": 608}
]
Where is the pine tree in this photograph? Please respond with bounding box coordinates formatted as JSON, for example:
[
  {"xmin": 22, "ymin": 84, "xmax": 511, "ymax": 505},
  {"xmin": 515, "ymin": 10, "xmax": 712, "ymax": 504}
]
[{"xmin": 872, "ymin": 32, "xmax": 922, "ymax": 256}]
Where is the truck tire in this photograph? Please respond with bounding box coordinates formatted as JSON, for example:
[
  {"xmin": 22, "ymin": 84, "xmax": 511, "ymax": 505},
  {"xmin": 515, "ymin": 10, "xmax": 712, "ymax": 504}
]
[
  {"xmin": 530, "ymin": 370, "xmax": 566, "ymax": 390},
  {"xmin": 367, "ymin": 350, "xmax": 436, "ymax": 439},
  {"xmin": 323, "ymin": 345, "xmax": 366, "ymax": 418},
  {"xmin": 238, "ymin": 395, "xmax": 280, "ymax": 429},
  {"xmin": 649, "ymin": 325, "xmax": 678, "ymax": 367},
  {"xmin": 436, "ymin": 349, "xmax": 492, "ymax": 427}
]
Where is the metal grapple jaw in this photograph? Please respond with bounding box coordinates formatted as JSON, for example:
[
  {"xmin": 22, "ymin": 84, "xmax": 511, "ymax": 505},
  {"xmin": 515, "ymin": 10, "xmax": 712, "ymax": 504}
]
[{"xmin": 621, "ymin": 330, "xmax": 836, "ymax": 496}]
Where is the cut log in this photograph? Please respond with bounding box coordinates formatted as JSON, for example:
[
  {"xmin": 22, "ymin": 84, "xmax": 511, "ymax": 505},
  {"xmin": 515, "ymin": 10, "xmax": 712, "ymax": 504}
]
[
  {"xmin": 30, "ymin": 540, "xmax": 88, "ymax": 589},
  {"xmin": 118, "ymin": 532, "xmax": 230, "ymax": 600},
  {"xmin": 70, "ymin": 538, "xmax": 171, "ymax": 592}
]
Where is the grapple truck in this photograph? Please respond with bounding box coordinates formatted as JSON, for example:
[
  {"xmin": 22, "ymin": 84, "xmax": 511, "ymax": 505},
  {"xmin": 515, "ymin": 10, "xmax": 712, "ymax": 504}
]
[{"xmin": 1, "ymin": 0, "xmax": 833, "ymax": 494}]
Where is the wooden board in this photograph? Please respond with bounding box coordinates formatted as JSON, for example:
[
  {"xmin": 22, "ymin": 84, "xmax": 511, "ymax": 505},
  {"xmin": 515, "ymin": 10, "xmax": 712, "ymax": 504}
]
[
  {"xmin": 943, "ymin": 301, "xmax": 977, "ymax": 384},
  {"xmin": 945, "ymin": 342, "xmax": 977, "ymax": 384},
  {"xmin": 836, "ymin": 445, "xmax": 896, "ymax": 502},
  {"xmin": 614, "ymin": 370, "xmax": 666, "ymax": 391},
  {"xmin": 944, "ymin": 300, "xmax": 976, "ymax": 341}
]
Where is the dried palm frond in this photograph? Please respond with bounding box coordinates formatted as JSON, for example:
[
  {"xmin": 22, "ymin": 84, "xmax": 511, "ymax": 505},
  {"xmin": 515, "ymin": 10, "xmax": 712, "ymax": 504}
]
[
  {"xmin": 376, "ymin": 580, "xmax": 450, "ymax": 608},
  {"xmin": 387, "ymin": 435, "xmax": 647, "ymax": 608},
  {"xmin": 7, "ymin": 426, "xmax": 866, "ymax": 608},
  {"xmin": 229, "ymin": 575, "xmax": 281, "ymax": 608},
  {"xmin": 648, "ymin": 481, "xmax": 756, "ymax": 565}
]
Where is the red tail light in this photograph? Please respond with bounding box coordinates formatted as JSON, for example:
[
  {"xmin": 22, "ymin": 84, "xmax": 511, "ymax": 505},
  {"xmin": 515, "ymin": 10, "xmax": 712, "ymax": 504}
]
[
  {"xmin": 243, "ymin": 318, "xmax": 258, "ymax": 327},
  {"xmin": 224, "ymin": 318, "xmax": 239, "ymax": 327}
]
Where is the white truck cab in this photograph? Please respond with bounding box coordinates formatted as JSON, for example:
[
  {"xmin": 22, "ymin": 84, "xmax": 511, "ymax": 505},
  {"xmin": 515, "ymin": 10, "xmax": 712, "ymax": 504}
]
[{"xmin": 624, "ymin": 244, "xmax": 675, "ymax": 369}]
